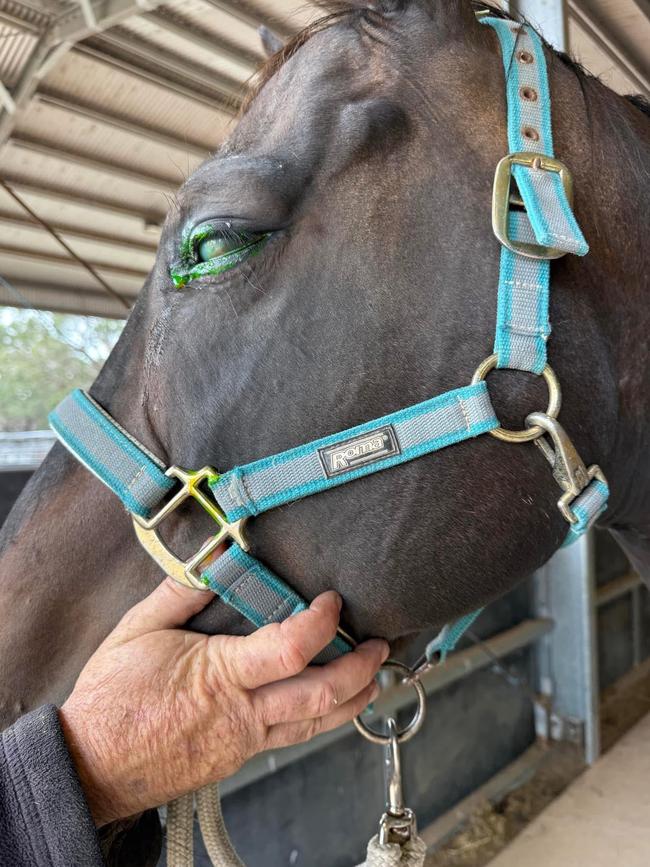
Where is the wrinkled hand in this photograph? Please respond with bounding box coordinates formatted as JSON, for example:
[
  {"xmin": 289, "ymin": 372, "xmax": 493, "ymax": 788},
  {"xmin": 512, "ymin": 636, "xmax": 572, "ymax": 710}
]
[{"xmin": 59, "ymin": 578, "xmax": 388, "ymax": 826}]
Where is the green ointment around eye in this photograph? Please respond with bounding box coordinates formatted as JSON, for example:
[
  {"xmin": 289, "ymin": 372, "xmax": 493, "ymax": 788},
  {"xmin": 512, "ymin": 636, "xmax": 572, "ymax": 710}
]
[{"xmin": 170, "ymin": 234, "xmax": 270, "ymax": 288}]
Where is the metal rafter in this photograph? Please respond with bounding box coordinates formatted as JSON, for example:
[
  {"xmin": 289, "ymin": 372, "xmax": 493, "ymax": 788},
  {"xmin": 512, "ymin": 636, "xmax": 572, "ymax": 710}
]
[
  {"xmin": 0, "ymin": 243, "xmax": 149, "ymax": 279},
  {"xmin": 0, "ymin": 175, "xmax": 166, "ymax": 224},
  {"xmin": 50, "ymin": 0, "xmax": 164, "ymax": 45},
  {"xmin": 568, "ymin": 0, "xmax": 650, "ymax": 95},
  {"xmin": 145, "ymin": 10, "xmax": 262, "ymax": 71},
  {"xmin": 35, "ymin": 91, "xmax": 210, "ymax": 158},
  {"xmin": 0, "ymin": 210, "xmax": 158, "ymax": 253},
  {"xmin": 0, "ymin": 278, "xmax": 134, "ymax": 318},
  {"xmin": 73, "ymin": 43, "xmax": 238, "ymax": 113},
  {"xmin": 199, "ymin": 0, "xmax": 295, "ymax": 39},
  {"xmin": 89, "ymin": 28, "xmax": 245, "ymax": 103},
  {"xmin": 9, "ymin": 135, "xmax": 183, "ymax": 192},
  {"xmin": 0, "ymin": 0, "xmax": 168, "ymax": 149}
]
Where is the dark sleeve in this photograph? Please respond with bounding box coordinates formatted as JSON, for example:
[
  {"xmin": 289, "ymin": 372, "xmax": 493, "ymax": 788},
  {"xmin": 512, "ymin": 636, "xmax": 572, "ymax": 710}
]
[{"xmin": 0, "ymin": 704, "xmax": 104, "ymax": 867}]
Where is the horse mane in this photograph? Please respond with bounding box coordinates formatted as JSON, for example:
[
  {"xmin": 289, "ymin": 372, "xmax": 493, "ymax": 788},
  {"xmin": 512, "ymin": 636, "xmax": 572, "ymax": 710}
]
[{"xmin": 241, "ymin": 0, "xmax": 649, "ymax": 119}]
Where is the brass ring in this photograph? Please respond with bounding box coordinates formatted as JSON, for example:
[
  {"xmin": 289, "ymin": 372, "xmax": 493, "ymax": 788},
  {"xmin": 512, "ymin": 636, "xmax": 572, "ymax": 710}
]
[
  {"xmin": 471, "ymin": 354, "xmax": 562, "ymax": 443},
  {"xmin": 353, "ymin": 661, "xmax": 426, "ymax": 746}
]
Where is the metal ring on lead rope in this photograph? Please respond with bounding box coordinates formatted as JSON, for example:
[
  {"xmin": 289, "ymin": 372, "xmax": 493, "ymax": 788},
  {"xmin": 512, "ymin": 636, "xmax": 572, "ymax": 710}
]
[
  {"xmin": 353, "ymin": 661, "xmax": 427, "ymax": 745},
  {"xmin": 471, "ymin": 353, "xmax": 562, "ymax": 443}
]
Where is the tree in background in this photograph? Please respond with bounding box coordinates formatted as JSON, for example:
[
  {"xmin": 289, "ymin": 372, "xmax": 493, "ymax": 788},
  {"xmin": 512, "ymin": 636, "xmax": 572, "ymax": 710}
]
[{"xmin": 0, "ymin": 308, "xmax": 123, "ymax": 431}]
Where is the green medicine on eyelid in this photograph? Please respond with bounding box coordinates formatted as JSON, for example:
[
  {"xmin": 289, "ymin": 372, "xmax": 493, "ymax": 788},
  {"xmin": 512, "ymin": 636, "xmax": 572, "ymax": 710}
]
[{"xmin": 170, "ymin": 234, "xmax": 270, "ymax": 288}]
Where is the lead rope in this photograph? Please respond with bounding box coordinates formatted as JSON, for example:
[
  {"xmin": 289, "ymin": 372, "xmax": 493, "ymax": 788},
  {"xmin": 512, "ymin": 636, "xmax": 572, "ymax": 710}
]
[{"xmin": 166, "ymin": 784, "xmax": 243, "ymax": 867}]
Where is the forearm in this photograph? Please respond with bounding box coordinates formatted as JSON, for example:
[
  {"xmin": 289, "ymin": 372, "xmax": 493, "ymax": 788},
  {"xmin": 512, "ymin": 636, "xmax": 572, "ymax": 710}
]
[{"xmin": 0, "ymin": 705, "xmax": 104, "ymax": 867}]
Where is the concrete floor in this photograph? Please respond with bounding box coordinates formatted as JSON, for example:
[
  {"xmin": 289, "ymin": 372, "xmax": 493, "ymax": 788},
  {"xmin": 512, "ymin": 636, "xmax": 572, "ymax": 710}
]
[{"xmin": 489, "ymin": 712, "xmax": 650, "ymax": 867}]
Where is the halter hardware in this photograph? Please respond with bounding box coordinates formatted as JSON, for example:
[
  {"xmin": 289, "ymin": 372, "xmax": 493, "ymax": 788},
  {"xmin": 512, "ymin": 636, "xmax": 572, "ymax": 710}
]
[
  {"xmin": 354, "ymin": 661, "xmax": 427, "ymax": 746},
  {"xmin": 492, "ymin": 152, "xmax": 574, "ymax": 260},
  {"xmin": 471, "ymin": 353, "xmax": 562, "ymax": 443},
  {"xmin": 132, "ymin": 466, "xmax": 249, "ymax": 590},
  {"xmin": 377, "ymin": 718, "xmax": 416, "ymax": 846},
  {"xmin": 526, "ymin": 413, "xmax": 608, "ymax": 525}
]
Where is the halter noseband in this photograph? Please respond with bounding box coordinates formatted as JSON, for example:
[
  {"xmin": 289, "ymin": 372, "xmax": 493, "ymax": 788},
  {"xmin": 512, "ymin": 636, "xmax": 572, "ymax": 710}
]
[{"xmin": 49, "ymin": 18, "xmax": 608, "ymax": 671}]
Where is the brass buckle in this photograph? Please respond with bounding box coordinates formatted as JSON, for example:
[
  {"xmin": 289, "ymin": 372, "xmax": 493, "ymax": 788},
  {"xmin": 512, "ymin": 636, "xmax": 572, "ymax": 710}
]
[
  {"xmin": 526, "ymin": 413, "xmax": 607, "ymax": 525},
  {"xmin": 132, "ymin": 466, "xmax": 249, "ymax": 590},
  {"xmin": 492, "ymin": 152, "xmax": 573, "ymax": 260}
]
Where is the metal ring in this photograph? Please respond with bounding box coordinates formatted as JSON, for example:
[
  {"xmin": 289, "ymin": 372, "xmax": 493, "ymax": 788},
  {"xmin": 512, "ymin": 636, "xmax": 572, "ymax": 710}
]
[
  {"xmin": 471, "ymin": 354, "xmax": 562, "ymax": 443},
  {"xmin": 353, "ymin": 661, "xmax": 427, "ymax": 745}
]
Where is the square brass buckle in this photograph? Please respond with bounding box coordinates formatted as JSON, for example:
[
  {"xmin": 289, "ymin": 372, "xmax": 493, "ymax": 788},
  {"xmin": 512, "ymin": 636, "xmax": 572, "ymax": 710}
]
[
  {"xmin": 492, "ymin": 152, "xmax": 573, "ymax": 260},
  {"xmin": 132, "ymin": 466, "xmax": 249, "ymax": 590}
]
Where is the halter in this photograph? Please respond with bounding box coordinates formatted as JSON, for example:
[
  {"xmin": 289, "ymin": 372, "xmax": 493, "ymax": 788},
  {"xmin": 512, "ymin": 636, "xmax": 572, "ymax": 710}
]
[{"xmin": 49, "ymin": 17, "xmax": 608, "ymax": 711}]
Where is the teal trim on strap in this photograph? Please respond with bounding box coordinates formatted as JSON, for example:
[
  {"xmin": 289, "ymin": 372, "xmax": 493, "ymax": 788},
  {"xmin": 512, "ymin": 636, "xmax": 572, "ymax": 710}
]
[
  {"xmin": 424, "ymin": 609, "xmax": 483, "ymax": 664},
  {"xmin": 49, "ymin": 389, "xmax": 174, "ymax": 519},
  {"xmin": 210, "ymin": 382, "xmax": 497, "ymax": 522},
  {"xmin": 493, "ymin": 214, "xmax": 550, "ymax": 373},
  {"xmin": 482, "ymin": 17, "xmax": 587, "ymax": 256},
  {"xmin": 200, "ymin": 544, "xmax": 351, "ymax": 663},
  {"xmin": 480, "ymin": 17, "xmax": 589, "ymax": 374},
  {"xmin": 563, "ymin": 478, "xmax": 609, "ymax": 546}
]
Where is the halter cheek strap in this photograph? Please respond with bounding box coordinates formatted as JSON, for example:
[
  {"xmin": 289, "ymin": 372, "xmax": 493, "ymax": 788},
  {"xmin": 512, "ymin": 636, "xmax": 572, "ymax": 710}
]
[{"xmin": 49, "ymin": 19, "xmax": 609, "ymax": 666}]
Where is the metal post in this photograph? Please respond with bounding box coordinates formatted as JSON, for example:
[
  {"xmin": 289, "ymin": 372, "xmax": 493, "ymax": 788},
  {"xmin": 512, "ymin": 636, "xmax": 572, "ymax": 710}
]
[
  {"xmin": 511, "ymin": 0, "xmax": 601, "ymax": 764},
  {"xmin": 534, "ymin": 533, "xmax": 600, "ymax": 763},
  {"xmin": 513, "ymin": 0, "xmax": 568, "ymax": 49}
]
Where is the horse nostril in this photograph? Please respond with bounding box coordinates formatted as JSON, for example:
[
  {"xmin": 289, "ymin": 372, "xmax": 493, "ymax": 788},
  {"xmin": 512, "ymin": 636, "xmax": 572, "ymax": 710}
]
[
  {"xmin": 522, "ymin": 125, "xmax": 540, "ymax": 142},
  {"xmin": 520, "ymin": 86, "xmax": 538, "ymax": 102},
  {"xmin": 517, "ymin": 50, "xmax": 534, "ymax": 64}
]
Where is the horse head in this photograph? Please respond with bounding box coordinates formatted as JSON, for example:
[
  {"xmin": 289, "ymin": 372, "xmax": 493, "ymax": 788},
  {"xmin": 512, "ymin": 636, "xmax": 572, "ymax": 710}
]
[{"xmin": 1, "ymin": 0, "xmax": 648, "ymax": 726}]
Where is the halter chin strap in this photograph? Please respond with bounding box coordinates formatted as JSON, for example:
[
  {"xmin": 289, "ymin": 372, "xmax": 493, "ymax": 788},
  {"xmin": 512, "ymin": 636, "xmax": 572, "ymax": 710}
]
[{"xmin": 49, "ymin": 19, "xmax": 608, "ymax": 666}]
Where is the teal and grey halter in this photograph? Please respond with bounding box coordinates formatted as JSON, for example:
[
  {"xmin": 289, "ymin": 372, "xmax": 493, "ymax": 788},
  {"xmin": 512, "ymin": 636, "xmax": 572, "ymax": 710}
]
[{"xmin": 49, "ymin": 18, "xmax": 609, "ymax": 671}]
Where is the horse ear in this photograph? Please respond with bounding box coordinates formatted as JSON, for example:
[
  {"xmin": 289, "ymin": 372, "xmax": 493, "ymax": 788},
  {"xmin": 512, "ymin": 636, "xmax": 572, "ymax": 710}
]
[{"xmin": 259, "ymin": 25, "xmax": 285, "ymax": 57}]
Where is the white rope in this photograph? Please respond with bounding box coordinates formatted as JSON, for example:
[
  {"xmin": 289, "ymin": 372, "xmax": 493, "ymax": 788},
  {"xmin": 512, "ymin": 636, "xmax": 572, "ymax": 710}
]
[
  {"xmin": 361, "ymin": 834, "xmax": 427, "ymax": 867},
  {"xmin": 166, "ymin": 792, "xmax": 195, "ymax": 867},
  {"xmin": 196, "ymin": 783, "xmax": 245, "ymax": 867},
  {"xmin": 166, "ymin": 784, "xmax": 244, "ymax": 867}
]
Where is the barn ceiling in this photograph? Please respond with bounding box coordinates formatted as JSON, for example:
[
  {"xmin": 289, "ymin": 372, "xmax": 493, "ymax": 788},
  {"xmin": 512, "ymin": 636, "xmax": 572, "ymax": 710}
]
[{"xmin": 0, "ymin": 0, "xmax": 648, "ymax": 319}]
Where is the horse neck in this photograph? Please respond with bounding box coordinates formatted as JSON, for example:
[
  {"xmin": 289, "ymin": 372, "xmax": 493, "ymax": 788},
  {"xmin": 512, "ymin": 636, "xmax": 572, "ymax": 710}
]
[{"xmin": 568, "ymin": 74, "xmax": 650, "ymax": 571}]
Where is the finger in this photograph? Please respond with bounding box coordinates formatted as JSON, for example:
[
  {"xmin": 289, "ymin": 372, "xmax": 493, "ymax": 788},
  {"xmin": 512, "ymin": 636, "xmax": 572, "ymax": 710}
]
[
  {"xmin": 214, "ymin": 591, "xmax": 344, "ymax": 689},
  {"xmin": 254, "ymin": 639, "xmax": 389, "ymax": 725},
  {"xmin": 266, "ymin": 680, "xmax": 380, "ymax": 750},
  {"xmin": 112, "ymin": 577, "xmax": 214, "ymax": 642}
]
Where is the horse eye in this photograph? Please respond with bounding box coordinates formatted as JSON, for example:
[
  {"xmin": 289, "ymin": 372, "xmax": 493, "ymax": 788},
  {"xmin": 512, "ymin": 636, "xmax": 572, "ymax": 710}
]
[
  {"xmin": 198, "ymin": 233, "xmax": 242, "ymax": 262},
  {"xmin": 196, "ymin": 230, "xmax": 265, "ymax": 263}
]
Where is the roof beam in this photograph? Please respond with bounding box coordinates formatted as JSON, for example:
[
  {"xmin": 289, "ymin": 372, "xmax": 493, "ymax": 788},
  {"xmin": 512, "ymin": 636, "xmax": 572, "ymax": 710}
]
[
  {"xmin": 49, "ymin": 0, "xmax": 165, "ymax": 46},
  {"xmin": 35, "ymin": 92, "xmax": 210, "ymax": 159},
  {"xmin": 0, "ymin": 9, "xmax": 45, "ymax": 33},
  {"xmin": 0, "ymin": 244, "xmax": 149, "ymax": 280},
  {"xmin": 0, "ymin": 175, "xmax": 166, "ymax": 225},
  {"xmin": 91, "ymin": 29, "xmax": 246, "ymax": 103},
  {"xmin": 0, "ymin": 0, "xmax": 168, "ymax": 149},
  {"xmin": 568, "ymin": 0, "xmax": 650, "ymax": 96},
  {"xmin": 199, "ymin": 0, "xmax": 295, "ymax": 39},
  {"xmin": 0, "ymin": 279, "xmax": 132, "ymax": 318},
  {"xmin": 73, "ymin": 43, "xmax": 238, "ymax": 115},
  {"xmin": 9, "ymin": 135, "xmax": 182, "ymax": 192},
  {"xmin": 145, "ymin": 11, "xmax": 261, "ymax": 71},
  {"xmin": 0, "ymin": 211, "xmax": 158, "ymax": 253}
]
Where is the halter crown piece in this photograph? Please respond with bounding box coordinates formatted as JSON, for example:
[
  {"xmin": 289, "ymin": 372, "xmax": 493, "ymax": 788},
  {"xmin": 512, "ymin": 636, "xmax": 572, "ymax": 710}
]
[{"xmin": 50, "ymin": 20, "xmax": 608, "ymax": 672}]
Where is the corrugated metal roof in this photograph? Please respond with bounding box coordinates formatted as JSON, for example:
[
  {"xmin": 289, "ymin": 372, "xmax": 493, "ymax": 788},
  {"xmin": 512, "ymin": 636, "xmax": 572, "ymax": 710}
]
[{"xmin": 0, "ymin": 0, "xmax": 648, "ymax": 319}]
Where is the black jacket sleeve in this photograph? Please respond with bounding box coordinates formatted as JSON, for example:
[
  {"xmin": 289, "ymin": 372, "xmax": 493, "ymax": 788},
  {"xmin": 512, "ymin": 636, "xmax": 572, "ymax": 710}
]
[{"xmin": 0, "ymin": 704, "xmax": 104, "ymax": 866}]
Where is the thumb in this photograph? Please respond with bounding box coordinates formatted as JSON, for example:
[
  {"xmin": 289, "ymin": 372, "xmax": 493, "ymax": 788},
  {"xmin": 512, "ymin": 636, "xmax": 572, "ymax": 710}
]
[{"xmin": 113, "ymin": 577, "xmax": 215, "ymax": 642}]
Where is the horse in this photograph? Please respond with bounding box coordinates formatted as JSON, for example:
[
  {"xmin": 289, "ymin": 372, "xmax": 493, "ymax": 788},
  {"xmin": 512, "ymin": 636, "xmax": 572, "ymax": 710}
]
[{"xmin": 1, "ymin": 0, "xmax": 648, "ymax": 863}]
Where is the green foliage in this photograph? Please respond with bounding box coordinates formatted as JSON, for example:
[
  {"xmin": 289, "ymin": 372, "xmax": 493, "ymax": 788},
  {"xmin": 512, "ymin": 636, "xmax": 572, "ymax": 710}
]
[{"xmin": 0, "ymin": 308, "xmax": 124, "ymax": 431}]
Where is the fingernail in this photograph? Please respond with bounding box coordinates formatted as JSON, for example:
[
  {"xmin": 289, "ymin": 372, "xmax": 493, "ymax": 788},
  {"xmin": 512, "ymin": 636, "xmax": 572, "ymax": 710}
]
[
  {"xmin": 335, "ymin": 593, "xmax": 343, "ymax": 611},
  {"xmin": 370, "ymin": 682, "xmax": 380, "ymax": 702}
]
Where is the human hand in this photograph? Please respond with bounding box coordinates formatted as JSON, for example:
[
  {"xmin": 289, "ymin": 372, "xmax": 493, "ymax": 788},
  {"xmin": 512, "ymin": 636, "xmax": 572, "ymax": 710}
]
[{"xmin": 59, "ymin": 578, "xmax": 388, "ymax": 826}]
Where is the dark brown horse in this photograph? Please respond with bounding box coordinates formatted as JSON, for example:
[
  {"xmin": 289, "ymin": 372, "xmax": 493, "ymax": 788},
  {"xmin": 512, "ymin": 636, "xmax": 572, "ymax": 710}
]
[{"xmin": 1, "ymin": 0, "xmax": 648, "ymax": 861}]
